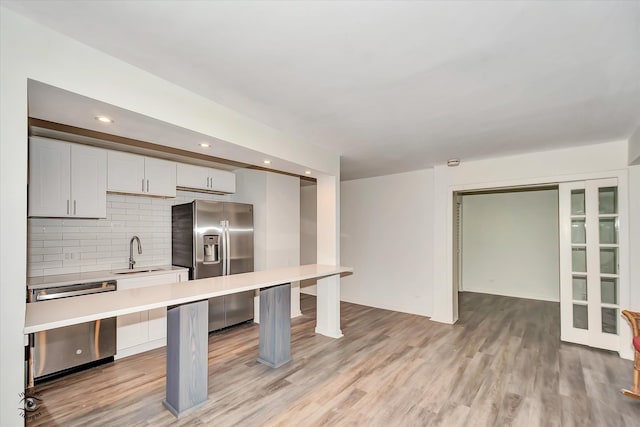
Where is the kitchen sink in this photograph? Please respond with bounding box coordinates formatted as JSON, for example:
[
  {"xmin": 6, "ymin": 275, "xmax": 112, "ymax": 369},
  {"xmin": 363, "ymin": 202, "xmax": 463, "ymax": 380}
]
[{"xmin": 112, "ymin": 268, "xmax": 167, "ymax": 275}]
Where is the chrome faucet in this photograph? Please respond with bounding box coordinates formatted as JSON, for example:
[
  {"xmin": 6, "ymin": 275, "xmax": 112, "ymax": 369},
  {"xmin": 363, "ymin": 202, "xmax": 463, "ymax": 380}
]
[{"xmin": 129, "ymin": 236, "xmax": 142, "ymax": 269}]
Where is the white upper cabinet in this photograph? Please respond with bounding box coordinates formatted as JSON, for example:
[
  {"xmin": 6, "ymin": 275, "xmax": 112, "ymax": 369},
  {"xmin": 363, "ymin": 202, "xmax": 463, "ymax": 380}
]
[
  {"xmin": 144, "ymin": 157, "xmax": 176, "ymax": 197},
  {"xmin": 107, "ymin": 151, "xmax": 176, "ymax": 197},
  {"xmin": 209, "ymin": 168, "xmax": 236, "ymax": 193},
  {"xmin": 176, "ymin": 163, "xmax": 209, "ymax": 189},
  {"xmin": 29, "ymin": 138, "xmax": 70, "ymax": 217},
  {"xmin": 28, "ymin": 137, "xmax": 106, "ymax": 218},
  {"xmin": 106, "ymin": 151, "xmax": 144, "ymax": 194},
  {"xmin": 176, "ymin": 163, "xmax": 236, "ymax": 194},
  {"xmin": 72, "ymin": 144, "xmax": 108, "ymax": 217}
]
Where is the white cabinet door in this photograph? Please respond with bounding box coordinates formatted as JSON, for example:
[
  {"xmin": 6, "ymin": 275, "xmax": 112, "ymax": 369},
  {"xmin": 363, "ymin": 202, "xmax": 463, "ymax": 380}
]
[
  {"xmin": 144, "ymin": 157, "xmax": 176, "ymax": 197},
  {"xmin": 28, "ymin": 138, "xmax": 71, "ymax": 217},
  {"xmin": 116, "ymin": 311, "xmax": 148, "ymax": 352},
  {"xmin": 176, "ymin": 163, "xmax": 209, "ymax": 190},
  {"xmin": 107, "ymin": 152, "xmax": 176, "ymax": 197},
  {"xmin": 107, "ymin": 151, "xmax": 145, "ymax": 194},
  {"xmin": 29, "ymin": 138, "xmax": 107, "ymax": 218},
  {"xmin": 176, "ymin": 162, "xmax": 235, "ymax": 193},
  {"xmin": 209, "ymin": 168, "xmax": 236, "ymax": 193},
  {"xmin": 71, "ymin": 144, "xmax": 107, "ymax": 218},
  {"xmin": 147, "ymin": 308, "xmax": 167, "ymax": 342},
  {"xmin": 143, "ymin": 271, "xmax": 181, "ymax": 340},
  {"xmin": 116, "ymin": 270, "xmax": 187, "ymax": 357}
]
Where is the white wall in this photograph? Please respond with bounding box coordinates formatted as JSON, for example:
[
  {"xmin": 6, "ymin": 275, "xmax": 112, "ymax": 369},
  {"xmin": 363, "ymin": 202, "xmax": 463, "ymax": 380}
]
[
  {"xmin": 266, "ymin": 172, "xmax": 301, "ymax": 317},
  {"xmin": 340, "ymin": 170, "xmax": 434, "ymax": 317},
  {"xmin": 233, "ymin": 169, "xmax": 301, "ymax": 317},
  {"xmin": 0, "ymin": 9, "xmax": 339, "ymax": 426},
  {"xmin": 0, "ymin": 11, "xmax": 28, "ymax": 424},
  {"xmin": 300, "ymin": 184, "xmax": 318, "ymax": 293},
  {"xmin": 233, "ymin": 169, "xmax": 300, "ymax": 271},
  {"xmin": 232, "ymin": 169, "xmax": 268, "ymax": 270},
  {"xmin": 265, "ymin": 173, "xmax": 301, "ymax": 272},
  {"xmin": 461, "ymin": 189, "xmax": 560, "ymax": 302}
]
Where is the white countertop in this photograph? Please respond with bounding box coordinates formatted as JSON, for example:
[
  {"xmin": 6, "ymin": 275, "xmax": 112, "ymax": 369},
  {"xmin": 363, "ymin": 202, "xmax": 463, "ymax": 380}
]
[
  {"xmin": 24, "ymin": 264, "xmax": 353, "ymax": 334},
  {"xmin": 27, "ymin": 265, "xmax": 188, "ymax": 290}
]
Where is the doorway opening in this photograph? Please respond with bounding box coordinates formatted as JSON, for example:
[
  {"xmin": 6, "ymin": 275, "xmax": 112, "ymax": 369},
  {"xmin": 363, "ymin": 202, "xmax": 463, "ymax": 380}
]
[{"xmin": 453, "ymin": 185, "xmax": 561, "ymax": 322}]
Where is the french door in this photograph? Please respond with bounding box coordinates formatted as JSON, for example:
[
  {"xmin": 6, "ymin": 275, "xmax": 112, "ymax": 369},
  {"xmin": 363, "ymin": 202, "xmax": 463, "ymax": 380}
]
[{"xmin": 559, "ymin": 179, "xmax": 621, "ymax": 351}]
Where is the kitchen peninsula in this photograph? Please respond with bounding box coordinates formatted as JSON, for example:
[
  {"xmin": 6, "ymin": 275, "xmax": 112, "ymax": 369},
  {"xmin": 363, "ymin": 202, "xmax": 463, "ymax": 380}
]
[{"xmin": 24, "ymin": 264, "xmax": 353, "ymax": 416}]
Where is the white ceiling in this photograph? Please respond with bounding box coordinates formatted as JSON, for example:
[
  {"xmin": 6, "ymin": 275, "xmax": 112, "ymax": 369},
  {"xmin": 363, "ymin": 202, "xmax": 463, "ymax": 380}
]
[
  {"xmin": 5, "ymin": 1, "xmax": 640, "ymax": 180},
  {"xmin": 27, "ymin": 81, "xmax": 319, "ymax": 178}
]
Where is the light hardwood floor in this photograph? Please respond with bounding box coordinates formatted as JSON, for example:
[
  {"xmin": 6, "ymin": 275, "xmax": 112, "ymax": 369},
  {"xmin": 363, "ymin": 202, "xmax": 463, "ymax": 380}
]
[{"xmin": 28, "ymin": 293, "xmax": 639, "ymax": 426}]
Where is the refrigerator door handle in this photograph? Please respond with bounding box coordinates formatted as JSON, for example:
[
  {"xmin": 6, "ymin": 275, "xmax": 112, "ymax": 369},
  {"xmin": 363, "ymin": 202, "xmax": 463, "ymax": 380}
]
[
  {"xmin": 221, "ymin": 220, "xmax": 227, "ymax": 276},
  {"xmin": 227, "ymin": 220, "xmax": 231, "ymax": 275}
]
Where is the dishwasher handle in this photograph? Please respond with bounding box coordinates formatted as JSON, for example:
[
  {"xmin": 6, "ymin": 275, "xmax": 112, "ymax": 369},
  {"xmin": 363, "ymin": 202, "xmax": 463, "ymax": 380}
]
[{"xmin": 34, "ymin": 283, "xmax": 117, "ymax": 301}]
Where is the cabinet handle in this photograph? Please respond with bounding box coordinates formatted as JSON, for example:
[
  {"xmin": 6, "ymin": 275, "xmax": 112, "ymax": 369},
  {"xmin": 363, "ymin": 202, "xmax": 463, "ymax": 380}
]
[
  {"xmin": 207, "ymin": 177, "xmax": 210, "ymax": 188},
  {"xmin": 146, "ymin": 179, "xmax": 149, "ymax": 193},
  {"xmin": 67, "ymin": 200, "xmax": 70, "ymax": 215},
  {"xmin": 73, "ymin": 200, "xmax": 77, "ymax": 215},
  {"xmin": 142, "ymin": 178, "xmax": 145, "ymax": 192}
]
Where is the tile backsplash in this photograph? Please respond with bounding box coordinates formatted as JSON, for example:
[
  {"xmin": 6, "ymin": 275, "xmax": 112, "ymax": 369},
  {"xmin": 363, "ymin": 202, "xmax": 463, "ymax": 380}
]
[{"xmin": 27, "ymin": 190, "xmax": 228, "ymax": 277}]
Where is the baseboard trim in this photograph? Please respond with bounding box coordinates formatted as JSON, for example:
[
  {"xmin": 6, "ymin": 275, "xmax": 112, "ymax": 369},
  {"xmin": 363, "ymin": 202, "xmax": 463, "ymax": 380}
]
[
  {"xmin": 460, "ymin": 289, "xmax": 560, "ymax": 303},
  {"xmin": 115, "ymin": 338, "xmax": 166, "ymax": 360}
]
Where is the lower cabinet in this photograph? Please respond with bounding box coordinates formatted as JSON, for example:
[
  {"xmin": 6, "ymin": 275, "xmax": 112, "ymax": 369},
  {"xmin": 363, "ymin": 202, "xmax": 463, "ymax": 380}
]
[
  {"xmin": 115, "ymin": 270, "xmax": 188, "ymax": 359},
  {"xmin": 147, "ymin": 307, "xmax": 167, "ymax": 342}
]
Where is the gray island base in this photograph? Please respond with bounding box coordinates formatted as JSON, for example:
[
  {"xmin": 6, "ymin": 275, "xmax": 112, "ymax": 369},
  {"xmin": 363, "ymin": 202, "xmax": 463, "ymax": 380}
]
[
  {"xmin": 164, "ymin": 282, "xmax": 293, "ymax": 417},
  {"xmin": 163, "ymin": 300, "xmax": 209, "ymax": 417},
  {"xmin": 258, "ymin": 283, "xmax": 292, "ymax": 368}
]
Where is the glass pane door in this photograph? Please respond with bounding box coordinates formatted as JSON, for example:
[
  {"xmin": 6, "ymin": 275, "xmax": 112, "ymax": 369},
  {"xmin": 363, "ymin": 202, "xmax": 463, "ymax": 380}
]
[
  {"xmin": 559, "ymin": 179, "xmax": 621, "ymax": 352},
  {"xmin": 570, "ymin": 189, "xmax": 588, "ymax": 331},
  {"xmin": 598, "ymin": 187, "xmax": 619, "ymax": 336}
]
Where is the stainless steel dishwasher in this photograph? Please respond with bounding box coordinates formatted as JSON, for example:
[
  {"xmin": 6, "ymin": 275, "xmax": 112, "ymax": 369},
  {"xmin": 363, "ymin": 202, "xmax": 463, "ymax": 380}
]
[{"xmin": 29, "ymin": 280, "xmax": 117, "ymax": 384}]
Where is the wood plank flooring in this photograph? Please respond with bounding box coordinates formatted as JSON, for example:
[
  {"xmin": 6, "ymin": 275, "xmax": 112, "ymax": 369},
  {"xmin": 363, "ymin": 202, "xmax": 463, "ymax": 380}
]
[{"xmin": 27, "ymin": 293, "xmax": 639, "ymax": 426}]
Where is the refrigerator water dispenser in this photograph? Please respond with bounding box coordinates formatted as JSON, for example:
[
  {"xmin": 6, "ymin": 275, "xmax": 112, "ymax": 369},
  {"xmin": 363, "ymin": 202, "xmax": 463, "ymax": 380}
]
[{"xmin": 203, "ymin": 234, "xmax": 220, "ymax": 263}]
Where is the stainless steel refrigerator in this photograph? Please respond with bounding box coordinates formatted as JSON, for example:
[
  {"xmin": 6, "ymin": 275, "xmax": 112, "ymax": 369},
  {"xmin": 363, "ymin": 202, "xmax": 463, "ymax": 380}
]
[{"xmin": 172, "ymin": 200, "xmax": 254, "ymax": 332}]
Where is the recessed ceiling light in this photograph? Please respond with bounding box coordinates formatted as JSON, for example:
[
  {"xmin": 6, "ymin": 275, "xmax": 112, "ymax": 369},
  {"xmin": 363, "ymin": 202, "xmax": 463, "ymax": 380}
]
[
  {"xmin": 305, "ymin": 170, "xmax": 312, "ymax": 175},
  {"xmin": 263, "ymin": 160, "xmax": 271, "ymax": 165},
  {"xmin": 199, "ymin": 143, "xmax": 210, "ymax": 148},
  {"xmin": 447, "ymin": 159, "xmax": 460, "ymax": 167},
  {"xmin": 95, "ymin": 116, "xmax": 113, "ymax": 123}
]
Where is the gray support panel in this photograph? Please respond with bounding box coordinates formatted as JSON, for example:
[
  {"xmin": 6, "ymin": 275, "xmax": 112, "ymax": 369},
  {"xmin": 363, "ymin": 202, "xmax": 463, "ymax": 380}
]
[
  {"xmin": 258, "ymin": 283, "xmax": 292, "ymax": 368},
  {"xmin": 163, "ymin": 300, "xmax": 209, "ymax": 417}
]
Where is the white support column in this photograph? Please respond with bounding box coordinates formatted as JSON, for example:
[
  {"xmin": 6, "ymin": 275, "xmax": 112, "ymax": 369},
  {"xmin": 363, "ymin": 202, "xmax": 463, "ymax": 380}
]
[
  {"xmin": 431, "ymin": 165, "xmax": 457, "ymax": 324},
  {"xmin": 290, "ymin": 282, "xmax": 302, "ymax": 318},
  {"xmin": 316, "ymin": 275, "xmax": 343, "ymax": 338},
  {"xmin": 315, "ymin": 174, "xmax": 343, "ymax": 338}
]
